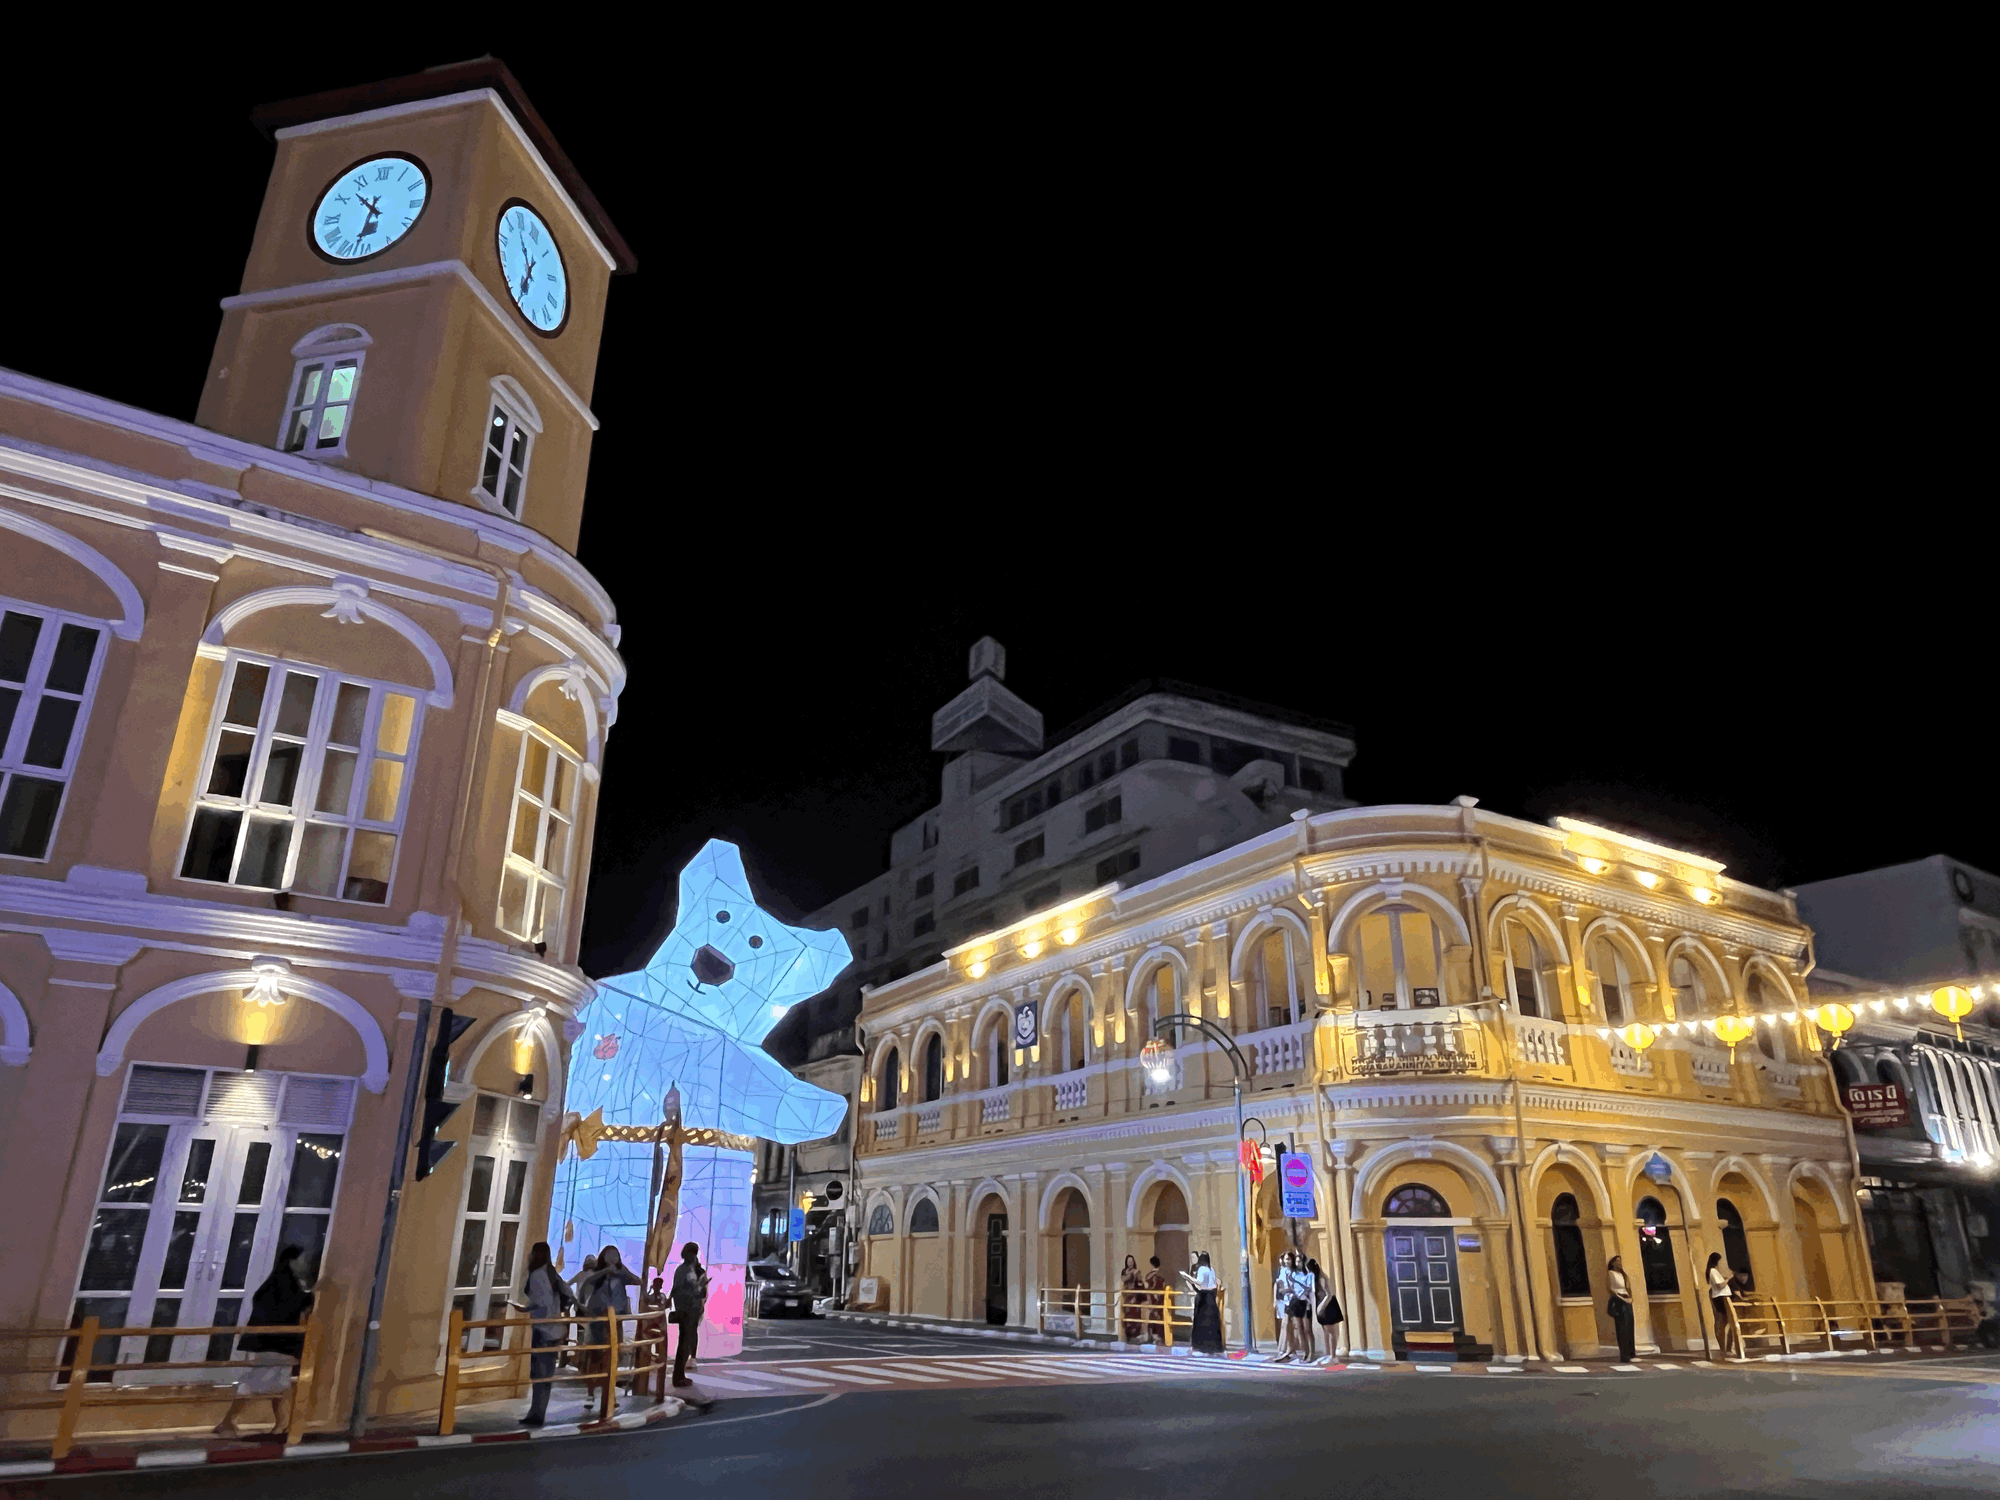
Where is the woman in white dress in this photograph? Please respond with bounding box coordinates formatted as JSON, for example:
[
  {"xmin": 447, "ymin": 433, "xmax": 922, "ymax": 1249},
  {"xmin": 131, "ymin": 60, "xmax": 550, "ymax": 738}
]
[{"xmin": 1180, "ymin": 1252, "xmax": 1225, "ymax": 1355}]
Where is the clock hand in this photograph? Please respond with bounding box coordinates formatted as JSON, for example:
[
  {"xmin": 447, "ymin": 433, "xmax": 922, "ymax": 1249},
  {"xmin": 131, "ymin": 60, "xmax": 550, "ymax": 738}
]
[{"xmin": 518, "ymin": 256, "xmax": 535, "ymax": 300}]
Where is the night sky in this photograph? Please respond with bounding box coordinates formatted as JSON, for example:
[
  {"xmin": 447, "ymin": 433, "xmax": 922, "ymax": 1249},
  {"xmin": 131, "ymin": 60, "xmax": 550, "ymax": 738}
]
[{"xmin": 10, "ymin": 44, "xmax": 1977, "ymax": 1001}]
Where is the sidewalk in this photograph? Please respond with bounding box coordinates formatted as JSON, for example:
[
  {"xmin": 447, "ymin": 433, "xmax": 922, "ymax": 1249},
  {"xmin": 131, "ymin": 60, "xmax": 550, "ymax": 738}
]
[{"xmin": 0, "ymin": 1381, "xmax": 688, "ymax": 1483}]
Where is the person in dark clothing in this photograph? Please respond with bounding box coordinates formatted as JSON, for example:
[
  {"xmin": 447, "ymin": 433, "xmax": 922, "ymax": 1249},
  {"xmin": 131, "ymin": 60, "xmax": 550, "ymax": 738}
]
[
  {"xmin": 510, "ymin": 1241, "xmax": 576, "ymax": 1425},
  {"xmin": 214, "ymin": 1245, "xmax": 312, "ymax": 1438},
  {"xmin": 670, "ymin": 1242, "xmax": 709, "ymax": 1388},
  {"xmin": 1607, "ymin": 1253, "xmax": 1637, "ymax": 1362}
]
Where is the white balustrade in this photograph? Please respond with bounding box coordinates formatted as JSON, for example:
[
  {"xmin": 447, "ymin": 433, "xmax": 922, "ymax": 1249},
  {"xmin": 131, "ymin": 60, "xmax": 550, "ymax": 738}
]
[
  {"xmin": 1054, "ymin": 1075, "xmax": 1089, "ymax": 1111},
  {"xmin": 1249, "ymin": 1020, "xmax": 1310, "ymax": 1075},
  {"xmin": 873, "ymin": 1114, "xmax": 901, "ymax": 1142},
  {"xmin": 1757, "ymin": 1057, "xmax": 1804, "ymax": 1096},
  {"xmin": 1511, "ymin": 1014, "xmax": 1569, "ymax": 1068},
  {"xmin": 917, "ymin": 1106, "xmax": 942, "ymax": 1134},
  {"xmin": 982, "ymin": 1093, "xmax": 1010, "ymax": 1124},
  {"xmin": 1348, "ymin": 1015, "xmax": 1482, "ymax": 1077},
  {"xmin": 1607, "ymin": 1035, "xmax": 1653, "ymax": 1076},
  {"xmin": 1686, "ymin": 1045, "xmax": 1733, "ymax": 1089}
]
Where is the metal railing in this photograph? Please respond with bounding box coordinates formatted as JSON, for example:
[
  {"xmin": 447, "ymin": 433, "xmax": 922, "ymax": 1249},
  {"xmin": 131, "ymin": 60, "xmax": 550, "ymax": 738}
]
[
  {"xmin": 0, "ymin": 1314, "xmax": 323, "ymax": 1459},
  {"xmin": 1036, "ymin": 1286, "xmax": 1195, "ymax": 1346},
  {"xmin": 439, "ymin": 1307, "xmax": 669, "ymax": 1436},
  {"xmin": 1728, "ymin": 1296, "xmax": 1984, "ymax": 1357}
]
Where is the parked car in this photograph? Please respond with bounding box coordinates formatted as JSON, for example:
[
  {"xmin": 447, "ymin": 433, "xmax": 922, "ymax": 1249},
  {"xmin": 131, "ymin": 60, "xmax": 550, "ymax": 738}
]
[{"xmin": 749, "ymin": 1261, "xmax": 815, "ymax": 1318}]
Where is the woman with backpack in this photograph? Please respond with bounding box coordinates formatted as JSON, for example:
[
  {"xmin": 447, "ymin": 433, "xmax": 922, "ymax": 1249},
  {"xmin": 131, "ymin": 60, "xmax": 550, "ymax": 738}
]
[{"xmin": 511, "ymin": 1241, "xmax": 576, "ymax": 1425}]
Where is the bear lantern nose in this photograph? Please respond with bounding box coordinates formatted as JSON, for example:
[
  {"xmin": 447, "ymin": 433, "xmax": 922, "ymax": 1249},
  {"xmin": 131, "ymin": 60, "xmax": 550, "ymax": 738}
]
[{"xmin": 691, "ymin": 944, "xmax": 736, "ymax": 986}]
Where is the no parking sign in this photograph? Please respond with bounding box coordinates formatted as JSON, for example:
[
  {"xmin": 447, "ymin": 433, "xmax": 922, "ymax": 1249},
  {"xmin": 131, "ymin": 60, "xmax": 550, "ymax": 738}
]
[{"xmin": 1279, "ymin": 1152, "xmax": 1316, "ymax": 1219}]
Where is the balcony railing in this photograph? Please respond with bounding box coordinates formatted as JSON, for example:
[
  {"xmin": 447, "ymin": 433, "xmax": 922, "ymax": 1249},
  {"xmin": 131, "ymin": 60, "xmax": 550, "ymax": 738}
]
[
  {"xmin": 1053, "ymin": 1074, "xmax": 1089, "ymax": 1112},
  {"xmin": 1248, "ymin": 1020, "xmax": 1311, "ymax": 1076},
  {"xmin": 916, "ymin": 1106, "xmax": 942, "ymax": 1134},
  {"xmin": 1511, "ymin": 1014, "xmax": 1570, "ymax": 1068},
  {"xmin": 1342, "ymin": 1012, "xmax": 1485, "ymax": 1078},
  {"xmin": 983, "ymin": 1093, "xmax": 1010, "ymax": 1123},
  {"xmin": 1607, "ymin": 1034, "xmax": 1653, "ymax": 1076},
  {"xmin": 1756, "ymin": 1056, "xmax": 1805, "ymax": 1096}
]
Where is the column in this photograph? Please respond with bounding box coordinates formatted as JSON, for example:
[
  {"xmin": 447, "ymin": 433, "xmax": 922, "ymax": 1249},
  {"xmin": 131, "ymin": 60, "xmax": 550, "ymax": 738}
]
[
  {"xmin": 1211, "ymin": 920, "xmax": 1235, "ymax": 1029},
  {"xmin": 1560, "ymin": 903, "xmax": 1590, "ymax": 1019},
  {"xmin": 1328, "ymin": 1141, "xmax": 1359, "ymax": 1358},
  {"xmin": 1018, "ymin": 1171, "xmax": 1040, "ymax": 1328},
  {"xmin": 944, "ymin": 1179, "xmax": 964, "ymax": 1320},
  {"xmin": 1761, "ymin": 1155, "xmax": 1811, "ymax": 1300},
  {"xmin": 1646, "ymin": 928, "xmax": 1676, "ymax": 1022},
  {"xmin": 1305, "ymin": 891, "xmax": 1331, "ymax": 1001},
  {"xmin": 1106, "ymin": 1160, "xmax": 1132, "ymax": 1334},
  {"xmin": 1487, "ymin": 1135, "xmax": 1537, "ymax": 1360}
]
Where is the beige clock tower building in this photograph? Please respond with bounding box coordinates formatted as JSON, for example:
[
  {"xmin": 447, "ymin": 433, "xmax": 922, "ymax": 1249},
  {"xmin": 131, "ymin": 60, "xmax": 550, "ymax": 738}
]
[{"xmin": 0, "ymin": 60, "xmax": 636, "ymax": 1440}]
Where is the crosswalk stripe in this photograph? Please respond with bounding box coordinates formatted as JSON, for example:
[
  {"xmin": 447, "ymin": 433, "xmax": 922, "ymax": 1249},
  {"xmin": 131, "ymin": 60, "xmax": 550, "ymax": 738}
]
[
  {"xmin": 791, "ymin": 1367, "xmax": 894, "ymax": 1385},
  {"xmin": 883, "ymin": 1362, "xmax": 1002, "ymax": 1380},
  {"xmin": 947, "ymin": 1360, "xmax": 1114, "ymax": 1380},
  {"xmin": 989, "ymin": 1360, "xmax": 1125, "ymax": 1379},
  {"xmin": 828, "ymin": 1364, "xmax": 950, "ymax": 1383},
  {"xmin": 688, "ymin": 1373, "xmax": 791, "ymax": 1393},
  {"xmin": 727, "ymin": 1369, "xmax": 835, "ymax": 1389}
]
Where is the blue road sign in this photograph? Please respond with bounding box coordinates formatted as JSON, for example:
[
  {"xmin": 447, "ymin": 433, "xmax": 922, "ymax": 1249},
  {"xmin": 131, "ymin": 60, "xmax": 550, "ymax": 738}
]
[
  {"xmin": 790, "ymin": 1207, "xmax": 806, "ymax": 1241},
  {"xmin": 1279, "ymin": 1152, "xmax": 1316, "ymax": 1218}
]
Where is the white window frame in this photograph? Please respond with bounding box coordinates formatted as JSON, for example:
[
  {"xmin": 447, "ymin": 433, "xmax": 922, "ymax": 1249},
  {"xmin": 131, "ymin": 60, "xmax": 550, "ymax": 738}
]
[
  {"xmin": 496, "ymin": 713, "xmax": 582, "ymax": 947},
  {"xmin": 1589, "ymin": 939, "xmax": 1636, "ymax": 1025},
  {"xmin": 445, "ymin": 1092, "xmax": 545, "ymax": 1356},
  {"xmin": 1502, "ymin": 919, "xmax": 1547, "ymax": 1018},
  {"xmin": 471, "ymin": 376, "xmax": 543, "ymax": 519},
  {"xmin": 0, "ymin": 594, "xmax": 110, "ymax": 862},
  {"xmin": 1353, "ymin": 904, "xmax": 1442, "ymax": 1012},
  {"xmin": 1247, "ymin": 926, "xmax": 1306, "ymax": 1027},
  {"xmin": 178, "ymin": 651, "xmax": 424, "ymax": 905},
  {"xmin": 277, "ymin": 326, "xmax": 371, "ymax": 459}
]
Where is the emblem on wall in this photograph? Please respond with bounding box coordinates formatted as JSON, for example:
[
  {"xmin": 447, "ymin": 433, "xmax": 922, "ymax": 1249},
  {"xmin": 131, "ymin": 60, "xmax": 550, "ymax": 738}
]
[{"xmin": 1013, "ymin": 1001, "xmax": 1038, "ymax": 1049}]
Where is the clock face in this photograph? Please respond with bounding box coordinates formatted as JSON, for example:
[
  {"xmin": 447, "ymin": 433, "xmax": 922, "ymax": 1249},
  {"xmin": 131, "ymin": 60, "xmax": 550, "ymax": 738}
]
[
  {"xmin": 310, "ymin": 155, "xmax": 429, "ymax": 263},
  {"xmin": 495, "ymin": 201, "xmax": 569, "ymax": 336}
]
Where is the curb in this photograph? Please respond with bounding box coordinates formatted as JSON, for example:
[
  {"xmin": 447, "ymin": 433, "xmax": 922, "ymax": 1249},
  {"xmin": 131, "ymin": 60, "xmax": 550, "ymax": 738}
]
[{"xmin": 0, "ymin": 1398, "xmax": 686, "ymax": 1482}]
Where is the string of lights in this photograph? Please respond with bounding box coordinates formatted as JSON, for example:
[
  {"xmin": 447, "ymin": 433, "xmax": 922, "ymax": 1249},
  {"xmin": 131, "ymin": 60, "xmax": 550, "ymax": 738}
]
[{"xmin": 1592, "ymin": 980, "xmax": 1993, "ymax": 1057}]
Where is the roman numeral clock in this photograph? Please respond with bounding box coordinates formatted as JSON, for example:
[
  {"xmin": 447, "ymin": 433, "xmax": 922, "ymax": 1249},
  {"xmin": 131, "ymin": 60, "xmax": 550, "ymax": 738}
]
[
  {"xmin": 495, "ymin": 200, "xmax": 569, "ymax": 336},
  {"xmin": 310, "ymin": 155, "xmax": 430, "ymax": 262}
]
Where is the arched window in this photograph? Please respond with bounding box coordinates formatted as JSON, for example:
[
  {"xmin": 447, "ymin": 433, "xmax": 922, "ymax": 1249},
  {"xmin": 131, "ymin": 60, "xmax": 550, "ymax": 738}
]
[
  {"xmin": 1715, "ymin": 1197, "xmax": 1754, "ymax": 1290},
  {"xmin": 983, "ymin": 1014, "xmax": 1011, "ymax": 1088},
  {"xmin": 1061, "ymin": 988, "xmax": 1088, "ymax": 1072},
  {"xmin": 1135, "ymin": 962, "xmax": 1176, "ymax": 1028},
  {"xmin": 1550, "ymin": 1193, "xmax": 1591, "ymax": 1296},
  {"xmin": 1636, "ymin": 1196, "xmax": 1679, "ymax": 1294},
  {"xmin": 1588, "ymin": 936, "xmax": 1636, "ymax": 1025},
  {"xmin": 1353, "ymin": 904, "xmax": 1446, "ymax": 1011},
  {"xmin": 1747, "ymin": 974, "xmax": 1780, "ymax": 1059},
  {"xmin": 1669, "ymin": 953, "xmax": 1711, "ymax": 1019},
  {"xmin": 280, "ymin": 325, "xmax": 370, "ymax": 457},
  {"xmin": 180, "ymin": 653, "xmax": 423, "ymax": 905},
  {"xmin": 475, "ymin": 376, "xmax": 541, "ymax": 519},
  {"xmin": 1384, "ymin": 1184, "xmax": 1452, "ymax": 1217},
  {"xmin": 867, "ymin": 1203, "xmax": 894, "ymax": 1236},
  {"xmin": 1060, "ymin": 1190, "xmax": 1091, "ymax": 1288},
  {"xmin": 0, "ymin": 594, "xmax": 109, "ymax": 860},
  {"xmin": 498, "ymin": 720, "xmax": 583, "ymax": 946},
  {"xmin": 1501, "ymin": 917, "xmax": 1553, "ymax": 1019},
  {"xmin": 909, "ymin": 1197, "xmax": 940, "ymax": 1234},
  {"xmin": 923, "ymin": 1034, "xmax": 944, "ymax": 1102},
  {"xmin": 1247, "ymin": 926, "xmax": 1311, "ymax": 1028},
  {"xmin": 878, "ymin": 1048, "xmax": 900, "ymax": 1112}
]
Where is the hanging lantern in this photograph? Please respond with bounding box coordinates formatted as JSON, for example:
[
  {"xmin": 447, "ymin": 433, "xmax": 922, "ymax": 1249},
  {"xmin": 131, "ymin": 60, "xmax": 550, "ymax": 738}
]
[
  {"xmin": 1932, "ymin": 985, "xmax": 1976, "ymax": 1041},
  {"xmin": 1140, "ymin": 1037, "xmax": 1172, "ymax": 1084},
  {"xmin": 1615, "ymin": 1022, "xmax": 1658, "ymax": 1053},
  {"xmin": 1712, "ymin": 1014, "xmax": 1755, "ymax": 1060},
  {"xmin": 1812, "ymin": 1003, "xmax": 1856, "ymax": 1048}
]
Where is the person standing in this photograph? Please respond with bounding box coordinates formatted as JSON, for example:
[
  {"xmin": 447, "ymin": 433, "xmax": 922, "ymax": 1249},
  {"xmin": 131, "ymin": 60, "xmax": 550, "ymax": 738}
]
[
  {"xmin": 670, "ymin": 1242, "xmax": 710, "ymax": 1389},
  {"xmin": 577, "ymin": 1245, "xmax": 640, "ymax": 1416},
  {"xmin": 1272, "ymin": 1253, "xmax": 1300, "ymax": 1362},
  {"xmin": 513, "ymin": 1241, "xmax": 575, "ymax": 1426},
  {"xmin": 1606, "ymin": 1253, "xmax": 1636, "ymax": 1362},
  {"xmin": 213, "ymin": 1244, "xmax": 312, "ymax": 1439},
  {"xmin": 1308, "ymin": 1257, "xmax": 1342, "ymax": 1364},
  {"xmin": 1706, "ymin": 1252, "xmax": 1742, "ymax": 1359},
  {"xmin": 1120, "ymin": 1255, "xmax": 1145, "ymax": 1343},
  {"xmin": 1143, "ymin": 1256, "xmax": 1169, "ymax": 1345},
  {"xmin": 1181, "ymin": 1252, "xmax": 1225, "ymax": 1356}
]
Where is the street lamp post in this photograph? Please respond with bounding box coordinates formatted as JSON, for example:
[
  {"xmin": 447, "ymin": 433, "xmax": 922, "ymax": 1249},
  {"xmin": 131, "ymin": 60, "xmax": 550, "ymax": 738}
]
[{"xmin": 1149, "ymin": 1012, "xmax": 1257, "ymax": 1354}]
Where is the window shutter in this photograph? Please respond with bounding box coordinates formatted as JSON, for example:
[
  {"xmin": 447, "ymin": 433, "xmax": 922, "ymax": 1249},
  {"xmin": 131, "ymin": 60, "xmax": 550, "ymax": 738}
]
[
  {"xmin": 280, "ymin": 1075, "xmax": 357, "ymax": 1130},
  {"xmin": 205, "ymin": 1070, "xmax": 283, "ymax": 1123},
  {"xmin": 123, "ymin": 1065, "xmax": 206, "ymax": 1118}
]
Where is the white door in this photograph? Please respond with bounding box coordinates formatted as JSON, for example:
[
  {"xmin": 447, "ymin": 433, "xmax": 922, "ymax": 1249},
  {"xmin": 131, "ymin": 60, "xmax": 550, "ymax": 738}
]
[
  {"xmin": 449, "ymin": 1094, "xmax": 542, "ymax": 1352},
  {"xmin": 66, "ymin": 1066, "xmax": 354, "ymax": 1384}
]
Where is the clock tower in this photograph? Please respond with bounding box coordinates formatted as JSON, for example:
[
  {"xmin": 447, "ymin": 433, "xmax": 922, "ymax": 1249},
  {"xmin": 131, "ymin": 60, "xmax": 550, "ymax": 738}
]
[{"xmin": 195, "ymin": 59, "xmax": 636, "ymax": 554}]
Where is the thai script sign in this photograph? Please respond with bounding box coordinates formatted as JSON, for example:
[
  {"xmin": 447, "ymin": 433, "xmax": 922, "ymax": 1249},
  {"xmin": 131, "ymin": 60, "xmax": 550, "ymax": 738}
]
[{"xmin": 1843, "ymin": 1081, "xmax": 1911, "ymax": 1129}]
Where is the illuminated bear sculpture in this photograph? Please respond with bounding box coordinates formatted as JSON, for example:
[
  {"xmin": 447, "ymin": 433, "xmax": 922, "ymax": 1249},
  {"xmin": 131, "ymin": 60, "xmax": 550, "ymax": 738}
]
[{"xmin": 551, "ymin": 839, "xmax": 852, "ymax": 1356}]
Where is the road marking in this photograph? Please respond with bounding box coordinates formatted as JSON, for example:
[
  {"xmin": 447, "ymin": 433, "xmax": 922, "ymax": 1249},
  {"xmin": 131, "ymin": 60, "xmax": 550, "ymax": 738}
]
[
  {"xmin": 830, "ymin": 1364, "xmax": 950, "ymax": 1383},
  {"xmin": 887, "ymin": 1362, "xmax": 1003, "ymax": 1380},
  {"xmin": 690, "ymin": 1373, "xmax": 795, "ymax": 1393},
  {"xmin": 730, "ymin": 1370, "xmax": 836, "ymax": 1389},
  {"xmin": 1413, "ymin": 1364, "xmax": 1452, "ymax": 1373},
  {"xmin": 791, "ymin": 1367, "xmax": 894, "ymax": 1384},
  {"xmin": 1612, "ymin": 1364, "xmax": 1645, "ymax": 1372},
  {"xmin": 1552, "ymin": 1365, "xmax": 1592, "ymax": 1373},
  {"xmin": 1484, "ymin": 1366, "xmax": 1519, "ymax": 1375}
]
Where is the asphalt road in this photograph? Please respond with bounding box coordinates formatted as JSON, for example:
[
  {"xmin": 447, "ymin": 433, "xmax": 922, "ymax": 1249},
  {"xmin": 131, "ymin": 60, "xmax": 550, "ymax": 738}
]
[{"xmin": 26, "ymin": 1321, "xmax": 2000, "ymax": 1499}]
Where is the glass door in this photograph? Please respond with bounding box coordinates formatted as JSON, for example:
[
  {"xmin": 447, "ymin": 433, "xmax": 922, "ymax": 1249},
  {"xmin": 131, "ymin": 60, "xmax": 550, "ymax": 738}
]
[{"xmin": 450, "ymin": 1095, "xmax": 540, "ymax": 1352}]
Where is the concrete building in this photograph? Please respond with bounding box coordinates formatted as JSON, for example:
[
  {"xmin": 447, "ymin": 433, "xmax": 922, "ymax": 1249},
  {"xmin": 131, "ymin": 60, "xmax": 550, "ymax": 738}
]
[
  {"xmin": 1795, "ymin": 856, "xmax": 2000, "ymax": 1299},
  {"xmin": 849, "ymin": 803, "xmax": 1871, "ymax": 1359},
  {"xmin": 0, "ymin": 60, "xmax": 632, "ymax": 1437}
]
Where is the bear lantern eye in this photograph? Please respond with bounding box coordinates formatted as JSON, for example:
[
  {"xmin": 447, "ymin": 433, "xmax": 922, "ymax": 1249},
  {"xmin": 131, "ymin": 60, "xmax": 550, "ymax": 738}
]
[
  {"xmin": 748, "ymin": 935, "xmax": 764, "ymax": 948},
  {"xmin": 715, "ymin": 910, "xmax": 730, "ymax": 923}
]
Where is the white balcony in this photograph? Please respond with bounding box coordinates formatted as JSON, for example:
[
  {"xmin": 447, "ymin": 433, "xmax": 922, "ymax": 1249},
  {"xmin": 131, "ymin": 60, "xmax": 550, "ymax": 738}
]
[{"xmin": 1511, "ymin": 1014, "xmax": 1570, "ymax": 1068}]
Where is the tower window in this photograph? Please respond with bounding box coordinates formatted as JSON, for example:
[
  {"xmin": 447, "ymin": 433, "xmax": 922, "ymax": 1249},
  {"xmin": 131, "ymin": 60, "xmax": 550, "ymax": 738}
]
[
  {"xmin": 279, "ymin": 325, "xmax": 370, "ymax": 458},
  {"xmin": 1012, "ymin": 834, "xmax": 1044, "ymax": 868},
  {"xmin": 180, "ymin": 654, "xmax": 421, "ymax": 903},
  {"xmin": 953, "ymin": 867, "xmax": 980, "ymax": 897},
  {"xmin": 1095, "ymin": 848, "xmax": 1140, "ymax": 884},
  {"xmin": 1083, "ymin": 796, "xmax": 1122, "ymax": 834},
  {"xmin": 0, "ymin": 600, "xmax": 107, "ymax": 860},
  {"xmin": 474, "ymin": 377, "xmax": 542, "ymax": 520},
  {"xmin": 497, "ymin": 723, "xmax": 581, "ymax": 947},
  {"xmin": 913, "ymin": 873, "xmax": 934, "ymax": 898}
]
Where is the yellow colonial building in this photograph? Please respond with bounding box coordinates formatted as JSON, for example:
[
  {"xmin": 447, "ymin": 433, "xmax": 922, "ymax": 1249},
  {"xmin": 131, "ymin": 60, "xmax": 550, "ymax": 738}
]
[
  {"xmin": 0, "ymin": 60, "xmax": 632, "ymax": 1436},
  {"xmin": 852, "ymin": 801, "xmax": 1873, "ymax": 1360}
]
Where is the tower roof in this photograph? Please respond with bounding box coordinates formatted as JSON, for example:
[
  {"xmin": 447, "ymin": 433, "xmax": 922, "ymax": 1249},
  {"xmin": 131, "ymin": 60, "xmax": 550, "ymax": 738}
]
[{"xmin": 249, "ymin": 56, "xmax": 637, "ymax": 274}]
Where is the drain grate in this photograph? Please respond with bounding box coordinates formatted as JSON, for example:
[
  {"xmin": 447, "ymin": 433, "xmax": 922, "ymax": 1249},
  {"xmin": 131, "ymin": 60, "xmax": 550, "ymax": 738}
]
[{"xmin": 972, "ymin": 1412, "xmax": 1067, "ymax": 1426}]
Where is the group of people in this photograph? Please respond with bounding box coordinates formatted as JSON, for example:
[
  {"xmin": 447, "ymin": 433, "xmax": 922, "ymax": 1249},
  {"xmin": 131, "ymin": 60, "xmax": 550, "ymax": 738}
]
[
  {"xmin": 208, "ymin": 1238, "xmax": 713, "ymax": 1438},
  {"xmin": 1114, "ymin": 1248, "xmax": 1344, "ymax": 1360},
  {"xmin": 1604, "ymin": 1251, "xmax": 1749, "ymax": 1362}
]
